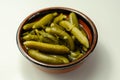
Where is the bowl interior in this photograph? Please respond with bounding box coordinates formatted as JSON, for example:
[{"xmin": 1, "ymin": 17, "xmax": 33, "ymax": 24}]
[{"xmin": 17, "ymin": 7, "xmax": 98, "ymax": 68}]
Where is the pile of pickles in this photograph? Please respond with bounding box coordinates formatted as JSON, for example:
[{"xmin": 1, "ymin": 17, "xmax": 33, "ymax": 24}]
[{"xmin": 21, "ymin": 11, "xmax": 89, "ymax": 64}]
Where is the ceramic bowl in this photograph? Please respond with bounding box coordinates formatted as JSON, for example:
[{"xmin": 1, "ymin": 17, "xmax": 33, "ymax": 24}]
[{"xmin": 16, "ymin": 7, "xmax": 98, "ymax": 73}]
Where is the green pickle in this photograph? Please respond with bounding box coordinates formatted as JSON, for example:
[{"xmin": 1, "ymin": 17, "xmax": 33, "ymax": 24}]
[
  {"xmin": 69, "ymin": 12, "xmax": 79, "ymax": 28},
  {"xmin": 53, "ymin": 13, "xmax": 67, "ymax": 23},
  {"xmin": 28, "ymin": 49, "xmax": 68, "ymax": 64},
  {"xmin": 33, "ymin": 12, "xmax": 58, "ymax": 29},
  {"xmin": 50, "ymin": 23, "xmax": 65, "ymax": 30},
  {"xmin": 23, "ymin": 22, "xmax": 36, "ymax": 30},
  {"xmin": 69, "ymin": 50, "xmax": 83, "ymax": 61},
  {"xmin": 22, "ymin": 34, "xmax": 39, "ymax": 41},
  {"xmin": 23, "ymin": 41, "xmax": 70, "ymax": 54},
  {"xmin": 69, "ymin": 12, "xmax": 87, "ymax": 37}
]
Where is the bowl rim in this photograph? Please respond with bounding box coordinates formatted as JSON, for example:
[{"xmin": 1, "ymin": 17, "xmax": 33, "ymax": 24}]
[{"xmin": 16, "ymin": 7, "xmax": 98, "ymax": 68}]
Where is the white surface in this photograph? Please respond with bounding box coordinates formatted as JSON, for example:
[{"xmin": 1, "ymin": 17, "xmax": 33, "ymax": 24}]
[{"xmin": 0, "ymin": 0, "xmax": 120, "ymax": 80}]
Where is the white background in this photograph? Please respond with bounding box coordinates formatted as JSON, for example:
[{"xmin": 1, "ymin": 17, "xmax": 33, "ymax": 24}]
[{"xmin": 0, "ymin": 0, "xmax": 120, "ymax": 80}]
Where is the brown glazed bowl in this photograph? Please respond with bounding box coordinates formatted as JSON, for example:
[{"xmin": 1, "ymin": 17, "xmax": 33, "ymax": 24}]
[{"xmin": 16, "ymin": 7, "xmax": 98, "ymax": 73}]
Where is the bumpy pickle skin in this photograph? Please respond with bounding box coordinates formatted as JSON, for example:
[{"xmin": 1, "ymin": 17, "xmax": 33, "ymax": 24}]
[
  {"xmin": 32, "ymin": 12, "xmax": 58, "ymax": 29},
  {"xmin": 59, "ymin": 20, "xmax": 89, "ymax": 48},
  {"xmin": 69, "ymin": 12, "xmax": 87, "ymax": 37},
  {"xmin": 50, "ymin": 55, "xmax": 69, "ymax": 64},
  {"xmin": 22, "ymin": 32, "xmax": 30, "ymax": 36},
  {"xmin": 69, "ymin": 50, "xmax": 83, "ymax": 61},
  {"xmin": 69, "ymin": 12, "xmax": 79, "ymax": 28},
  {"xmin": 50, "ymin": 23, "xmax": 65, "ymax": 30},
  {"xmin": 23, "ymin": 22, "xmax": 36, "ymax": 30},
  {"xmin": 22, "ymin": 34, "xmax": 39, "ymax": 41},
  {"xmin": 33, "ymin": 29, "xmax": 58, "ymax": 44},
  {"xmin": 23, "ymin": 41, "xmax": 70, "ymax": 54},
  {"xmin": 45, "ymin": 27, "xmax": 74, "ymax": 51},
  {"xmin": 39, "ymin": 30, "xmax": 59, "ymax": 44},
  {"xmin": 28, "ymin": 49, "xmax": 66, "ymax": 64},
  {"xmin": 53, "ymin": 13, "xmax": 67, "ymax": 23},
  {"xmin": 71, "ymin": 27, "xmax": 89, "ymax": 48}
]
